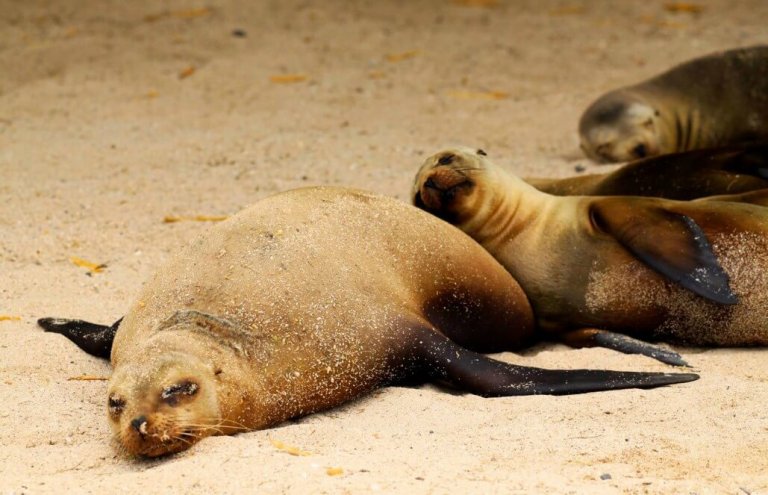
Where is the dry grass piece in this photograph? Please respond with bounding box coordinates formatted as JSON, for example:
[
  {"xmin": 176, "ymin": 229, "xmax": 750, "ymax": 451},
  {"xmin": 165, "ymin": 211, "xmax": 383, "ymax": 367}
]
[
  {"xmin": 270, "ymin": 74, "xmax": 308, "ymax": 84},
  {"xmin": 70, "ymin": 257, "xmax": 106, "ymax": 274},
  {"xmin": 385, "ymin": 51, "xmax": 420, "ymax": 63},
  {"xmin": 67, "ymin": 376, "xmax": 110, "ymax": 381},
  {"xmin": 452, "ymin": 0, "xmax": 499, "ymax": 7},
  {"xmin": 179, "ymin": 66, "xmax": 196, "ymax": 79},
  {"xmin": 163, "ymin": 215, "xmax": 229, "ymax": 223},
  {"xmin": 447, "ymin": 90, "xmax": 509, "ymax": 100},
  {"xmin": 664, "ymin": 3, "xmax": 703, "ymax": 13},
  {"xmin": 269, "ymin": 438, "xmax": 312, "ymax": 456}
]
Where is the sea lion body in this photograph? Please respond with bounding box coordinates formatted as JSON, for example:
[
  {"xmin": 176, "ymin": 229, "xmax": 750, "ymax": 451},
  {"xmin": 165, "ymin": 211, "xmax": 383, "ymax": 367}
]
[
  {"xmin": 528, "ymin": 143, "xmax": 768, "ymax": 199},
  {"xmin": 108, "ymin": 187, "xmax": 534, "ymax": 456},
  {"xmin": 413, "ymin": 149, "xmax": 768, "ymax": 347},
  {"xmin": 579, "ymin": 46, "xmax": 768, "ymax": 163},
  {"xmin": 41, "ymin": 187, "xmax": 695, "ymax": 457}
]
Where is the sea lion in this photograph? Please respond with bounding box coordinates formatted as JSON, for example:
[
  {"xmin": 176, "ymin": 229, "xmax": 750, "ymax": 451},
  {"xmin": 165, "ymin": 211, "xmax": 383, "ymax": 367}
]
[
  {"xmin": 579, "ymin": 46, "xmax": 768, "ymax": 163},
  {"xmin": 528, "ymin": 143, "xmax": 768, "ymax": 199},
  {"xmin": 37, "ymin": 187, "xmax": 697, "ymax": 458},
  {"xmin": 413, "ymin": 148, "xmax": 768, "ymax": 354}
]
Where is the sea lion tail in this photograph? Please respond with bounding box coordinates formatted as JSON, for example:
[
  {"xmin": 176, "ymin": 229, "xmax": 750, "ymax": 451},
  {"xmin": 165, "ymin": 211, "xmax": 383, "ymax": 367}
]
[
  {"xmin": 37, "ymin": 317, "xmax": 121, "ymax": 359},
  {"xmin": 411, "ymin": 327, "xmax": 698, "ymax": 397}
]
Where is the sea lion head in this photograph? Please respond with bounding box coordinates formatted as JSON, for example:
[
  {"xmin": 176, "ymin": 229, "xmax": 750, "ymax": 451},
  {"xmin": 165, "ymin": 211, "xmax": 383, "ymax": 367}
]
[
  {"xmin": 411, "ymin": 147, "xmax": 493, "ymax": 224},
  {"xmin": 579, "ymin": 91, "xmax": 662, "ymax": 163},
  {"xmin": 107, "ymin": 314, "xmax": 230, "ymax": 457}
]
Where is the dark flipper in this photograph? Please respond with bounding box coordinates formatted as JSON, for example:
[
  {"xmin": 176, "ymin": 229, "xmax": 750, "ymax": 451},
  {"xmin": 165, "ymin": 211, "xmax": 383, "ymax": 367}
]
[
  {"xmin": 560, "ymin": 328, "xmax": 689, "ymax": 367},
  {"xmin": 720, "ymin": 142, "xmax": 768, "ymax": 180},
  {"xmin": 529, "ymin": 143, "xmax": 768, "ymax": 199},
  {"xmin": 37, "ymin": 317, "xmax": 121, "ymax": 359},
  {"xmin": 412, "ymin": 328, "xmax": 698, "ymax": 397},
  {"xmin": 590, "ymin": 197, "xmax": 738, "ymax": 305}
]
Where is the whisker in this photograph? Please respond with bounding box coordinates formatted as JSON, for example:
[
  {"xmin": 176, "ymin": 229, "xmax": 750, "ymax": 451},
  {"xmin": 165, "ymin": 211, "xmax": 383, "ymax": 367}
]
[
  {"xmin": 215, "ymin": 418, "xmax": 251, "ymax": 430},
  {"xmin": 174, "ymin": 436, "xmax": 194, "ymax": 446}
]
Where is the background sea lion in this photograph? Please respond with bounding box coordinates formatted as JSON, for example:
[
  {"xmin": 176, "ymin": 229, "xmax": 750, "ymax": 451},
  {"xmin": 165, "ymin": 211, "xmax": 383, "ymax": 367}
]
[
  {"xmin": 528, "ymin": 143, "xmax": 768, "ymax": 198},
  {"xmin": 579, "ymin": 46, "xmax": 768, "ymax": 163},
  {"xmin": 413, "ymin": 148, "xmax": 768, "ymax": 359},
  {"xmin": 37, "ymin": 187, "xmax": 696, "ymax": 458}
]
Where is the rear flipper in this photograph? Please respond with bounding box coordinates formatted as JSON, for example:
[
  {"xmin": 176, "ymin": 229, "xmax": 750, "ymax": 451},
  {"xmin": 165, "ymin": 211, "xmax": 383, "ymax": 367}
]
[
  {"xmin": 37, "ymin": 317, "xmax": 121, "ymax": 359},
  {"xmin": 560, "ymin": 328, "xmax": 689, "ymax": 367},
  {"xmin": 411, "ymin": 327, "xmax": 698, "ymax": 397}
]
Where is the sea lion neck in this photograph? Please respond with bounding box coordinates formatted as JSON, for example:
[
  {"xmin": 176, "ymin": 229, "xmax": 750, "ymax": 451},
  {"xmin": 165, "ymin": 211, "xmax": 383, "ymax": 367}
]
[
  {"xmin": 152, "ymin": 311, "xmax": 256, "ymax": 357},
  {"xmin": 652, "ymin": 97, "xmax": 697, "ymax": 154},
  {"xmin": 461, "ymin": 166, "xmax": 553, "ymax": 248}
]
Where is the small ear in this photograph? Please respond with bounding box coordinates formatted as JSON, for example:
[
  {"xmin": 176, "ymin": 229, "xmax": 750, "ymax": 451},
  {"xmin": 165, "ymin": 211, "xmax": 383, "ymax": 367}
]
[{"xmin": 589, "ymin": 198, "xmax": 738, "ymax": 305}]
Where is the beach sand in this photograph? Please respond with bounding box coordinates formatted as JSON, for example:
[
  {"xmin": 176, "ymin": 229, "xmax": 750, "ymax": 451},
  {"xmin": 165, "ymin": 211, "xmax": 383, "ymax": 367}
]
[{"xmin": 2, "ymin": 0, "xmax": 767, "ymax": 492}]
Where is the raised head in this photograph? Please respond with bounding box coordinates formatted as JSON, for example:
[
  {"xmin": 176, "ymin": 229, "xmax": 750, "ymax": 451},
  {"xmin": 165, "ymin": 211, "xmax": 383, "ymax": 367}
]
[{"xmin": 411, "ymin": 147, "xmax": 502, "ymax": 225}]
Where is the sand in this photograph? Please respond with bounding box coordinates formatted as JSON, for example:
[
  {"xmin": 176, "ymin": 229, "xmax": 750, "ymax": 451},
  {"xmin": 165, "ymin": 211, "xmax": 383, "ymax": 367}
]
[{"xmin": 2, "ymin": 0, "xmax": 767, "ymax": 493}]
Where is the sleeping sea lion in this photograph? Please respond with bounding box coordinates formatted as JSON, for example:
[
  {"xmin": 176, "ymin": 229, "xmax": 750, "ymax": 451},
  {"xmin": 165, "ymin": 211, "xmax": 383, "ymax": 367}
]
[
  {"xmin": 413, "ymin": 148, "xmax": 768, "ymax": 355},
  {"xmin": 579, "ymin": 46, "xmax": 768, "ymax": 163},
  {"xmin": 528, "ymin": 143, "xmax": 768, "ymax": 199},
  {"xmin": 37, "ymin": 187, "xmax": 697, "ymax": 458}
]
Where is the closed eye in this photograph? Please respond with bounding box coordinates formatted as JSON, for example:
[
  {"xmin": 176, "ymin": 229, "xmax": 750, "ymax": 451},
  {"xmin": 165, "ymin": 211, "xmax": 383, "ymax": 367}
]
[
  {"xmin": 161, "ymin": 381, "xmax": 199, "ymax": 404},
  {"xmin": 633, "ymin": 143, "xmax": 647, "ymax": 158},
  {"xmin": 108, "ymin": 396, "xmax": 125, "ymax": 416}
]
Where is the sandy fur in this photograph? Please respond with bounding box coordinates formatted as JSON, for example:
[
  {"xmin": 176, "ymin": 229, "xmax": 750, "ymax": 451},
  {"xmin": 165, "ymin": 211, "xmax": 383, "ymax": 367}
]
[{"xmin": 3, "ymin": 0, "xmax": 768, "ymax": 492}]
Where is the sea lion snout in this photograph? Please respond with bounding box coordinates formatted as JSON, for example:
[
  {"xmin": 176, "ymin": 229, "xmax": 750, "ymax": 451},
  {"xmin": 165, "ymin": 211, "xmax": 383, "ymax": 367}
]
[
  {"xmin": 108, "ymin": 354, "xmax": 222, "ymax": 457},
  {"xmin": 411, "ymin": 148, "xmax": 492, "ymax": 221},
  {"xmin": 413, "ymin": 167, "xmax": 475, "ymax": 215}
]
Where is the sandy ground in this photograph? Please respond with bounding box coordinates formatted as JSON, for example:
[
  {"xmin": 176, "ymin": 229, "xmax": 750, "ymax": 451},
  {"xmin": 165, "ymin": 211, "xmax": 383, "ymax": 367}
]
[{"xmin": 2, "ymin": 0, "xmax": 768, "ymax": 493}]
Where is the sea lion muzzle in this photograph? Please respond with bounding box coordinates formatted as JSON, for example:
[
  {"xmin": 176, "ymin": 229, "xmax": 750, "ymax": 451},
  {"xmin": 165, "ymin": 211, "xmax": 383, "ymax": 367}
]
[{"xmin": 417, "ymin": 170, "xmax": 474, "ymax": 211}]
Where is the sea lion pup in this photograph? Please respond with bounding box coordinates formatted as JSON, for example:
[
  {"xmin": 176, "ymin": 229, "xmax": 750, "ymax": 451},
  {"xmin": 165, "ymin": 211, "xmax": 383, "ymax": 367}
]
[
  {"xmin": 579, "ymin": 46, "xmax": 768, "ymax": 163},
  {"xmin": 527, "ymin": 143, "xmax": 768, "ymax": 199},
  {"xmin": 413, "ymin": 148, "xmax": 768, "ymax": 360},
  {"xmin": 37, "ymin": 187, "xmax": 697, "ymax": 458}
]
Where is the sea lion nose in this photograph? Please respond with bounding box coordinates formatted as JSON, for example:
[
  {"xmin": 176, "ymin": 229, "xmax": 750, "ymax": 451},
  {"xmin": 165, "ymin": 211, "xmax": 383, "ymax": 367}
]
[
  {"xmin": 131, "ymin": 415, "xmax": 148, "ymax": 435},
  {"xmin": 417, "ymin": 177, "xmax": 445, "ymax": 210},
  {"xmin": 424, "ymin": 177, "xmax": 440, "ymax": 191}
]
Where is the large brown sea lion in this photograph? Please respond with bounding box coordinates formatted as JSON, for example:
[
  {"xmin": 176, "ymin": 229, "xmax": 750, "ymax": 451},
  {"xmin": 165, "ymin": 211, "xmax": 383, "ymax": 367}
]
[
  {"xmin": 37, "ymin": 187, "xmax": 696, "ymax": 458},
  {"xmin": 413, "ymin": 148, "xmax": 768, "ymax": 354},
  {"xmin": 528, "ymin": 143, "xmax": 768, "ymax": 199},
  {"xmin": 578, "ymin": 46, "xmax": 768, "ymax": 163}
]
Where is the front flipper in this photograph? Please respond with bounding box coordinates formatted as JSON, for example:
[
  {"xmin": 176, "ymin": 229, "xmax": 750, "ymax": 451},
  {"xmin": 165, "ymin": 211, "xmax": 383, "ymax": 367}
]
[
  {"xmin": 37, "ymin": 317, "xmax": 121, "ymax": 359},
  {"xmin": 411, "ymin": 327, "xmax": 698, "ymax": 397},
  {"xmin": 560, "ymin": 328, "xmax": 689, "ymax": 367},
  {"xmin": 590, "ymin": 197, "xmax": 738, "ymax": 305}
]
